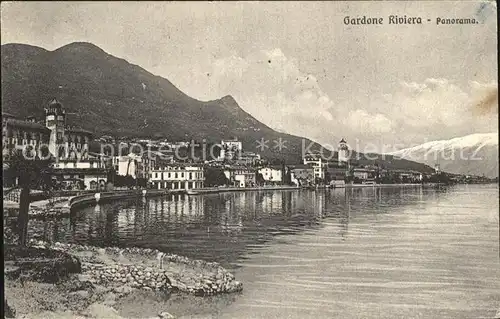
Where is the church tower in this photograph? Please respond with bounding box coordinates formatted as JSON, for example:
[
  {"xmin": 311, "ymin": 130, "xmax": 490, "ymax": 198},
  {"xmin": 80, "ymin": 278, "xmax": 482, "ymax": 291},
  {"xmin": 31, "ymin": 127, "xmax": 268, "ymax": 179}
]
[
  {"xmin": 338, "ymin": 138, "xmax": 349, "ymax": 163},
  {"xmin": 45, "ymin": 98, "xmax": 66, "ymax": 158}
]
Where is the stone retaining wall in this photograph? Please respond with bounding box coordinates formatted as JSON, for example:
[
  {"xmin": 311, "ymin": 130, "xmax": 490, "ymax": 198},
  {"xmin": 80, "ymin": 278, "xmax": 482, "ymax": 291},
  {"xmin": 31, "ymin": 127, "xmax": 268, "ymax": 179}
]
[{"xmin": 69, "ymin": 189, "xmax": 170, "ymax": 209}]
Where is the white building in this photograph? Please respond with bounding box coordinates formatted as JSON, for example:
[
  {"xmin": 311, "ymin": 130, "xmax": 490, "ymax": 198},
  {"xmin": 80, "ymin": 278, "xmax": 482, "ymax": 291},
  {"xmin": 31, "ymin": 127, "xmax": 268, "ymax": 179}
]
[
  {"xmin": 338, "ymin": 138, "xmax": 350, "ymax": 163},
  {"xmin": 290, "ymin": 166, "xmax": 314, "ymax": 186},
  {"xmin": 234, "ymin": 151, "xmax": 261, "ymax": 165},
  {"xmin": 43, "ymin": 99, "xmax": 108, "ymax": 190},
  {"xmin": 53, "ymin": 157, "xmax": 103, "ymax": 169},
  {"xmin": 150, "ymin": 164, "xmax": 204, "ymax": 190},
  {"xmin": 117, "ymin": 153, "xmax": 142, "ymax": 178},
  {"xmin": 100, "ymin": 151, "xmax": 158, "ymax": 180},
  {"xmin": 224, "ymin": 166, "xmax": 256, "ymax": 187},
  {"xmin": 258, "ymin": 166, "xmax": 283, "ymax": 184},
  {"xmin": 303, "ymin": 152, "xmax": 327, "ymax": 180},
  {"xmin": 219, "ymin": 138, "xmax": 243, "ymax": 161},
  {"xmin": 352, "ymin": 167, "xmax": 377, "ymax": 183}
]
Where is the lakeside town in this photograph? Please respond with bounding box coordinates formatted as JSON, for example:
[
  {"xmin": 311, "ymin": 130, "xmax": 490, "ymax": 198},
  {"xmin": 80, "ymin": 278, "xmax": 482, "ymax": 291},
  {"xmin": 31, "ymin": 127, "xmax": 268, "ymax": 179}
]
[
  {"xmin": 7, "ymin": 99, "xmax": 497, "ymax": 317},
  {"xmin": 3, "ymin": 1, "xmax": 499, "ymax": 318},
  {"xmin": 3, "ymin": 98, "xmax": 496, "ymax": 199}
]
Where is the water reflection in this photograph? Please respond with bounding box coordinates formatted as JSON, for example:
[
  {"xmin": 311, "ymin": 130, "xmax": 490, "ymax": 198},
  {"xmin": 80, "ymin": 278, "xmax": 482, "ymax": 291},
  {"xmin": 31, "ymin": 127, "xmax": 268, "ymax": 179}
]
[
  {"xmin": 29, "ymin": 187, "xmax": 438, "ymax": 268},
  {"xmin": 25, "ymin": 186, "xmax": 500, "ymax": 318}
]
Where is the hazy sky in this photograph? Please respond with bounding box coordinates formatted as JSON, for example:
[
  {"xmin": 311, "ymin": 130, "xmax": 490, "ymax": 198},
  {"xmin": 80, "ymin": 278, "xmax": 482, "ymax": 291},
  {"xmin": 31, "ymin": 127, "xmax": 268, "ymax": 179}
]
[{"xmin": 1, "ymin": 1, "xmax": 498, "ymax": 150}]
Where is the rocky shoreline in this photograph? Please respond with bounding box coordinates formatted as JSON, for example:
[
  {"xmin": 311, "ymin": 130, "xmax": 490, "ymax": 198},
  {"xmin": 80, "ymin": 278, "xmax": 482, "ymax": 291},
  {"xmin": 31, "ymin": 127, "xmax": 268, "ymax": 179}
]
[
  {"xmin": 4, "ymin": 240, "xmax": 243, "ymax": 318},
  {"xmin": 28, "ymin": 240, "xmax": 243, "ymax": 296}
]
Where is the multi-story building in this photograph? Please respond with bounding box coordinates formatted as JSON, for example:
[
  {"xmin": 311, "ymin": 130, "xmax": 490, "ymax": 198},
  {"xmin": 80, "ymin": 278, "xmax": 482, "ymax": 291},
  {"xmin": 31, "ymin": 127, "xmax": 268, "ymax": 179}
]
[
  {"xmin": 290, "ymin": 165, "xmax": 314, "ymax": 186},
  {"xmin": 258, "ymin": 166, "xmax": 283, "ymax": 184},
  {"xmin": 50, "ymin": 168, "xmax": 108, "ymax": 191},
  {"xmin": 325, "ymin": 164, "xmax": 347, "ymax": 184},
  {"xmin": 233, "ymin": 151, "xmax": 261, "ymax": 166},
  {"xmin": 338, "ymin": 138, "xmax": 350, "ymax": 163},
  {"xmin": 2, "ymin": 99, "xmax": 108, "ymax": 190},
  {"xmin": 115, "ymin": 152, "xmax": 156, "ymax": 179},
  {"xmin": 303, "ymin": 139, "xmax": 350, "ymax": 182},
  {"xmin": 303, "ymin": 151, "xmax": 328, "ymax": 179},
  {"xmin": 2, "ymin": 112, "xmax": 51, "ymax": 160},
  {"xmin": 218, "ymin": 138, "xmax": 243, "ymax": 161},
  {"xmin": 223, "ymin": 166, "xmax": 256, "ymax": 187},
  {"xmin": 44, "ymin": 99, "xmax": 92, "ymax": 161},
  {"xmin": 352, "ymin": 167, "xmax": 378, "ymax": 183},
  {"xmin": 392, "ymin": 170, "xmax": 423, "ymax": 183},
  {"xmin": 45, "ymin": 99, "xmax": 108, "ymax": 190},
  {"xmin": 149, "ymin": 164, "xmax": 204, "ymax": 190},
  {"xmin": 434, "ymin": 164, "xmax": 440, "ymax": 173}
]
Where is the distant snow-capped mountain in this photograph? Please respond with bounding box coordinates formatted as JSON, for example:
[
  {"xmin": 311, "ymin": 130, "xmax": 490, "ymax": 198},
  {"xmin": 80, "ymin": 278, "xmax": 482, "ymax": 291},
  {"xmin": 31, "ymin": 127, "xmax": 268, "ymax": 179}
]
[{"xmin": 389, "ymin": 133, "xmax": 498, "ymax": 178}]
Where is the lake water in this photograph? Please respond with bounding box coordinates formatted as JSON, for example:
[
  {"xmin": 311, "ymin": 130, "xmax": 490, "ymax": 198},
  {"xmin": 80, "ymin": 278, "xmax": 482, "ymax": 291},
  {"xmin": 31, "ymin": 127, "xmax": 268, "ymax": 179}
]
[{"xmin": 28, "ymin": 185, "xmax": 499, "ymax": 318}]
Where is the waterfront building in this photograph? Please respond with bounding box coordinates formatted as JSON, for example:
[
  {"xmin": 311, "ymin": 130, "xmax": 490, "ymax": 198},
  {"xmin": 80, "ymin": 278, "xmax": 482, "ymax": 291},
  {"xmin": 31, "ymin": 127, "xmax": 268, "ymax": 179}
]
[
  {"xmin": 51, "ymin": 168, "xmax": 108, "ymax": 190},
  {"xmin": 223, "ymin": 166, "xmax": 256, "ymax": 187},
  {"xmin": 325, "ymin": 165, "xmax": 347, "ymax": 183},
  {"xmin": 115, "ymin": 152, "xmax": 158, "ymax": 180},
  {"xmin": 434, "ymin": 163, "xmax": 440, "ymax": 173},
  {"xmin": 303, "ymin": 151, "xmax": 327, "ymax": 179},
  {"xmin": 2, "ymin": 112, "xmax": 51, "ymax": 160},
  {"xmin": 149, "ymin": 164, "xmax": 204, "ymax": 190},
  {"xmin": 303, "ymin": 151, "xmax": 345, "ymax": 181},
  {"xmin": 392, "ymin": 170, "xmax": 423, "ymax": 183},
  {"xmin": 290, "ymin": 165, "xmax": 314, "ymax": 186},
  {"xmin": 258, "ymin": 166, "xmax": 284, "ymax": 184},
  {"xmin": 338, "ymin": 138, "xmax": 350, "ymax": 163},
  {"xmin": 44, "ymin": 99, "xmax": 93, "ymax": 161},
  {"xmin": 46, "ymin": 99, "xmax": 108, "ymax": 189},
  {"xmin": 2, "ymin": 99, "xmax": 109, "ymax": 190},
  {"xmin": 352, "ymin": 167, "xmax": 377, "ymax": 183}
]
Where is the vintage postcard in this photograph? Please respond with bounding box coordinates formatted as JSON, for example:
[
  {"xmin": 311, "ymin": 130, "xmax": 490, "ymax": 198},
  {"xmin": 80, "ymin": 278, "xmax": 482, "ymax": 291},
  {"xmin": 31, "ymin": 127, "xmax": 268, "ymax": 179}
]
[{"xmin": 2, "ymin": 1, "xmax": 498, "ymax": 318}]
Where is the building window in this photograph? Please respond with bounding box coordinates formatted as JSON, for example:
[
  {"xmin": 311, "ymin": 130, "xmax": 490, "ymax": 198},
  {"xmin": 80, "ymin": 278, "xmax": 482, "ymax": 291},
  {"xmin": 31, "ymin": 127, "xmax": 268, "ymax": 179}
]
[
  {"xmin": 189, "ymin": 172, "xmax": 192, "ymax": 180},
  {"xmin": 168, "ymin": 172, "xmax": 171, "ymax": 178},
  {"xmin": 181, "ymin": 172, "xmax": 184, "ymax": 178},
  {"xmin": 155, "ymin": 172, "xmax": 158, "ymax": 178},
  {"xmin": 175, "ymin": 172, "xmax": 178, "ymax": 178}
]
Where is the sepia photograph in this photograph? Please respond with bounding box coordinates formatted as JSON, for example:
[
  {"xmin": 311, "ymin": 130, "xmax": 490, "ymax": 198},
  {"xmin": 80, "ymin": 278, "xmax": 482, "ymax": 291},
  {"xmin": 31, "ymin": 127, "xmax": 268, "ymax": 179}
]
[{"xmin": 1, "ymin": 1, "xmax": 498, "ymax": 318}]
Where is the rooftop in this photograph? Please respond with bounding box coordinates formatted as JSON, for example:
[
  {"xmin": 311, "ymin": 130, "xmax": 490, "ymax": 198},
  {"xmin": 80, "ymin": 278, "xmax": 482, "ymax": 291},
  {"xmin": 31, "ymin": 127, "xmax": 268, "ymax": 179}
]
[
  {"xmin": 289, "ymin": 164, "xmax": 314, "ymax": 170},
  {"xmin": 48, "ymin": 98, "xmax": 63, "ymax": 108},
  {"xmin": 5, "ymin": 119, "xmax": 50, "ymax": 132},
  {"xmin": 2, "ymin": 112, "xmax": 18, "ymax": 119},
  {"xmin": 258, "ymin": 165, "xmax": 283, "ymax": 170},
  {"xmin": 65, "ymin": 127, "xmax": 93, "ymax": 135},
  {"xmin": 51, "ymin": 167, "xmax": 107, "ymax": 175},
  {"xmin": 152, "ymin": 163, "xmax": 205, "ymax": 170}
]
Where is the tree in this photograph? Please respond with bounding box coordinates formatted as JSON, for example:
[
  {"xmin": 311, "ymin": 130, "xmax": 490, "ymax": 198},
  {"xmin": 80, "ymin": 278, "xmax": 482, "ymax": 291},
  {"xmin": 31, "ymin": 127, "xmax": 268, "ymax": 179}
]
[
  {"xmin": 256, "ymin": 172, "xmax": 265, "ymax": 186},
  {"xmin": 6, "ymin": 149, "xmax": 53, "ymax": 246},
  {"xmin": 324, "ymin": 171, "xmax": 332, "ymax": 184},
  {"xmin": 204, "ymin": 167, "xmax": 230, "ymax": 187}
]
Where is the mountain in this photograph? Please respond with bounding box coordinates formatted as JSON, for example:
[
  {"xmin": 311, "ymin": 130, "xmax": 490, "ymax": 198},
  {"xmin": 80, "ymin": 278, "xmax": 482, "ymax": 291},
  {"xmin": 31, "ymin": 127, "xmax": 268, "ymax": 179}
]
[
  {"xmin": 1, "ymin": 42, "xmax": 433, "ymax": 172},
  {"xmin": 388, "ymin": 133, "xmax": 499, "ymax": 178}
]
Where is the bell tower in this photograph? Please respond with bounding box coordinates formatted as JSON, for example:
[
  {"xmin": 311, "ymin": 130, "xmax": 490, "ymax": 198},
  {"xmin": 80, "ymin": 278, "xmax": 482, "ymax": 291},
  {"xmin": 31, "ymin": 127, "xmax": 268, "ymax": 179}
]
[
  {"xmin": 338, "ymin": 138, "xmax": 349, "ymax": 163},
  {"xmin": 45, "ymin": 98, "xmax": 66, "ymax": 158}
]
